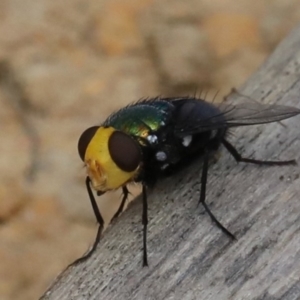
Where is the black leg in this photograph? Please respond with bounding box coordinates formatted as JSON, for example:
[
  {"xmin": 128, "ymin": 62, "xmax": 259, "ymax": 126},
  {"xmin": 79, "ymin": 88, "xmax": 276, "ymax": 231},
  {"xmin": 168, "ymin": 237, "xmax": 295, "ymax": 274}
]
[
  {"xmin": 199, "ymin": 150, "xmax": 236, "ymax": 240},
  {"xmin": 84, "ymin": 177, "xmax": 105, "ymax": 226},
  {"xmin": 69, "ymin": 223, "xmax": 103, "ymax": 266},
  {"xmin": 222, "ymin": 138, "xmax": 296, "ymax": 166},
  {"xmin": 69, "ymin": 177, "xmax": 105, "ymax": 266},
  {"xmin": 142, "ymin": 184, "xmax": 148, "ymax": 267},
  {"xmin": 111, "ymin": 186, "xmax": 129, "ymax": 223}
]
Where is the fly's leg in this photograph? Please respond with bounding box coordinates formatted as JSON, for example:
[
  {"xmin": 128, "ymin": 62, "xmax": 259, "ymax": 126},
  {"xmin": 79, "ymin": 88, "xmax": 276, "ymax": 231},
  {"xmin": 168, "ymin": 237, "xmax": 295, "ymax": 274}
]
[
  {"xmin": 142, "ymin": 185, "xmax": 149, "ymax": 266},
  {"xmin": 111, "ymin": 186, "xmax": 129, "ymax": 222},
  {"xmin": 70, "ymin": 224, "xmax": 103, "ymax": 267},
  {"xmin": 112, "ymin": 184, "xmax": 148, "ymax": 266},
  {"xmin": 222, "ymin": 139, "xmax": 296, "ymax": 166},
  {"xmin": 69, "ymin": 177, "xmax": 105, "ymax": 266},
  {"xmin": 199, "ymin": 150, "xmax": 236, "ymax": 240}
]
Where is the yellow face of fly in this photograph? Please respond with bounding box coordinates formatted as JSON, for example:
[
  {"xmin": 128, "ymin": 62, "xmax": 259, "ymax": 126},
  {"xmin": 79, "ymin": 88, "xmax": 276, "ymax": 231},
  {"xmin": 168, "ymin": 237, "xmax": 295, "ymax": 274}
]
[{"xmin": 79, "ymin": 126, "xmax": 142, "ymax": 192}]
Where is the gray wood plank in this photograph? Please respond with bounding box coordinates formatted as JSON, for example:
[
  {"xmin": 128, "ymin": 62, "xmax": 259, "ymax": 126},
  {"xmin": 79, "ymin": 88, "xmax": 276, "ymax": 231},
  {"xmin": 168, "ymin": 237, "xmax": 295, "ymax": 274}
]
[{"xmin": 40, "ymin": 25, "xmax": 300, "ymax": 300}]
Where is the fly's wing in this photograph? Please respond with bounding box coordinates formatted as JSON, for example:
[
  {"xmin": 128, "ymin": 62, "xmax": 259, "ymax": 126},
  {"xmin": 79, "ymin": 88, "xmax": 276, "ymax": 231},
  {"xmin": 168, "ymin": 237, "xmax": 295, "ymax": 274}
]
[
  {"xmin": 173, "ymin": 97, "xmax": 300, "ymax": 136},
  {"xmin": 218, "ymin": 100, "xmax": 300, "ymax": 125}
]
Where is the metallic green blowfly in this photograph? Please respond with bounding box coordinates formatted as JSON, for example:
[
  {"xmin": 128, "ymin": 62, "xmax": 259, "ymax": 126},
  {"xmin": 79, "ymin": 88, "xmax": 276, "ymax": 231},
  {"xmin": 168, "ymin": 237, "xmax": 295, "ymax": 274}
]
[{"xmin": 76, "ymin": 96, "xmax": 300, "ymax": 266}]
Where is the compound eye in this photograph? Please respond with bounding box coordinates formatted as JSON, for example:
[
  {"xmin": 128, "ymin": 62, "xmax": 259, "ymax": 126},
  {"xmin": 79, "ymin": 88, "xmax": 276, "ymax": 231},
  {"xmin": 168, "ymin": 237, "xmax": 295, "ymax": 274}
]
[
  {"xmin": 78, "ymin": 126, "xmax": 99, "ymax": 161},
  {"xmin": 108, "ymin": 131, "xmax": 141, "ymax": 172}
]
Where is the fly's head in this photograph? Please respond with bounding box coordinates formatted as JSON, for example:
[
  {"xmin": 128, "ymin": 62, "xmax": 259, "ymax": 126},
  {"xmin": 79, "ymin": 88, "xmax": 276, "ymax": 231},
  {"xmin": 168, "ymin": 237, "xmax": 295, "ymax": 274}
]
[{"xmin": 78, "ymin": 126, "xmax": 142, "ymax": 192}]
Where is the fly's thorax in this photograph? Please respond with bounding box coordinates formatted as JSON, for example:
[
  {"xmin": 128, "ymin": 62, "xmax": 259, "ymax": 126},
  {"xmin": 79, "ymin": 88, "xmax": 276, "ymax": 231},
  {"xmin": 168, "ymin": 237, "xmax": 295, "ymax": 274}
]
[{"xmin": 78, "ymin": 126, "xmax": 142, "ymax": 191}]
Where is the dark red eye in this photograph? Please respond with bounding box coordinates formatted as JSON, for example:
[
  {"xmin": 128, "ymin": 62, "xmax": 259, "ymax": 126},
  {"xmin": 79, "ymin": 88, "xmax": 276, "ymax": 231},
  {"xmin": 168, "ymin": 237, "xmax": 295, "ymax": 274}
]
[
  {"xmin": 108, "ymin": 131, "xmax": 141, "ymax": 172},
  {"xmin": 78, "ymin": 126, "xmax": 99, "ymax": 161}
]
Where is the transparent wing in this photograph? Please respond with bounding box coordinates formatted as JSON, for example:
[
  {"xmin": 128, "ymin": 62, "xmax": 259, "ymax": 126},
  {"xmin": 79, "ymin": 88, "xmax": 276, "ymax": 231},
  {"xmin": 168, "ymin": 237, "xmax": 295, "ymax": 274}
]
[{"xmin": 173, "ymin": 97, "xmax": 300, "ymax": 136}]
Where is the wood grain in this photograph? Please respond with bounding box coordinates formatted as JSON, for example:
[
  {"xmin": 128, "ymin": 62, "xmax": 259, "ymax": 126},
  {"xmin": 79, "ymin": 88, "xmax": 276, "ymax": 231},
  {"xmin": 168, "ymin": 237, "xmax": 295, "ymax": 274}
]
[{"xmin": 40, "ymin": 25, "xmax": 300, "ymax": 300}]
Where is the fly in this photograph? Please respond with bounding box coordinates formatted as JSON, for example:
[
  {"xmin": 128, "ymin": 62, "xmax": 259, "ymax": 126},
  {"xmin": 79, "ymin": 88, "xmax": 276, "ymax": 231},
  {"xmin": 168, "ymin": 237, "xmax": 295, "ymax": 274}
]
[{"xmin": 75, "ymin": 96, "xmax": 300, "ymax": 266}]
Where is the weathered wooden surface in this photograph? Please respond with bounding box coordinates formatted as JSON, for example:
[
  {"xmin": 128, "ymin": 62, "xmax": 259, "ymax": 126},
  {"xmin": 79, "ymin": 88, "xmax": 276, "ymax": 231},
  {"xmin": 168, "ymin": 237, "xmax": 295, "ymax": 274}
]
[{"xmin": 41, "ymin": 25, "xmax": 300, "ymax": 300}]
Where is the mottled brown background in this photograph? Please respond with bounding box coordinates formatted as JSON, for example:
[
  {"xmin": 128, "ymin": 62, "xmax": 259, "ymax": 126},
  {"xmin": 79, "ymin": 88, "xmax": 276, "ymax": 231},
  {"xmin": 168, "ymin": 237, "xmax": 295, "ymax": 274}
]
[{"xmin": 1, "ymin": 1, "xmax": 300, "ymax": 299}]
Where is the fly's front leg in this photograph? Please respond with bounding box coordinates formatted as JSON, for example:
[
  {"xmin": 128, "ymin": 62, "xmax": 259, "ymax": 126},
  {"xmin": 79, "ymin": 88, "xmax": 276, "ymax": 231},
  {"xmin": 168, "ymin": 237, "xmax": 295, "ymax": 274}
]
[
  {"xmin": 111, "ymin": 186, "xmax": 130, "ymax": 222},
  {"xmin": 142, "ymin": 184, "xmax": 149, "ymax": 266},
  {"xmin": 69, "ymin": 177, "xmax": 105, "ymax": 266}
]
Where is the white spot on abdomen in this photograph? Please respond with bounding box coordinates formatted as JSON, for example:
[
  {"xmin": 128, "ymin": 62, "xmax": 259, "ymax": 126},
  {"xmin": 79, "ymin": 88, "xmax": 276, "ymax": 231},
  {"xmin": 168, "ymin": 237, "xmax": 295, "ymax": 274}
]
[
  {"xmin": 156, "ymin": 151, "xmax": 167, "ymax": 161},
  {"xmin": 182, "ymin": 135, "xmax": 192, "ymax": 147},
  {"xmin": 147, "ymin": 135, "xmax": 158, "ymax": 144}
]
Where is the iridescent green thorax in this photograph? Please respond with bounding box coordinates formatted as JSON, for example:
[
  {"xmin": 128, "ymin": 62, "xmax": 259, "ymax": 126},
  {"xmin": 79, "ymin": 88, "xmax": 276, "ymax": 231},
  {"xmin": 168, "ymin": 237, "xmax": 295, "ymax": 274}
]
[{"xmin": 103, "ymin": 100, "xmax": 173, "ymax": 139}]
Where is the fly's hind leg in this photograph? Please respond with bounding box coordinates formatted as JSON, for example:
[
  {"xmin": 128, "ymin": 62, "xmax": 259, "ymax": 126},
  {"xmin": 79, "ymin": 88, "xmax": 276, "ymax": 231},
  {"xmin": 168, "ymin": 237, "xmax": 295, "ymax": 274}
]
[
  {"xmin": 199, "ymin": 150, "xmax": 236, "ymax": 240},
  {"xmin": 222, "ymin": 138, "xmax": 296, "ymax": 166}
]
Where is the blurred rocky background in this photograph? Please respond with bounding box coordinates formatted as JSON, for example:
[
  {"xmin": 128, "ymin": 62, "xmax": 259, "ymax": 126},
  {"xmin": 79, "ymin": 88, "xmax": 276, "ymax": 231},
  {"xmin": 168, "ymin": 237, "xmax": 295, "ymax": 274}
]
[{"xmin": 0, "ymin": 0, "xmax": 300, "ymax": 299}]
